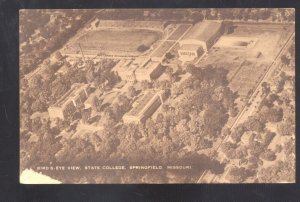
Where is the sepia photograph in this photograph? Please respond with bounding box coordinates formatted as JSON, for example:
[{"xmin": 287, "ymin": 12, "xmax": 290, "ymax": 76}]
[{"xmin": 19, "ymin": 8, "xmax": 295, "ymax": 184}]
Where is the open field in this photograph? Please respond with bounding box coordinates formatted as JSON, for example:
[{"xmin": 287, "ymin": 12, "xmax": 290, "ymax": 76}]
[
  {"xmin": 198, "ymin": 23, "xmax": 294, "ymax": 97},
  {"xmin": 198, "ymin": 48, "xmax": 246, "ymax": 80},
  {"xmin": 64, "ymin": 29, "xmax": 162, "ymax": 56},
  {"xmin": 229, "ymin": 61, "xmax": 268, "ymax": 97}
]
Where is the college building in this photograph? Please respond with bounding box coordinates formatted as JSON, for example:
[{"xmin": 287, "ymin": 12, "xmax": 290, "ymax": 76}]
[
  {"xmin": 123, "ymin": 89, "xmax": 166, "ymax": 124},
  {"xmin": 178, "ymin": 20, "xmax": 224, "ymax": 61},
  {"xmin": 113, "ymin": 57, "xmax": 164, "ymax": 83},
  {"xmin": 112, "ymin": 59, "xmax": 138, "ymax": 83},
  {"xmin": 177, "ymin": 44, "xmax": 204, "ymax": 60},
  {"xmin": 135, "ymin": 60, "xmax": 164, "ymax": 81},
  {"xmin": 48, "ymin": 83, "xmax": 94, "ymax": 120}
]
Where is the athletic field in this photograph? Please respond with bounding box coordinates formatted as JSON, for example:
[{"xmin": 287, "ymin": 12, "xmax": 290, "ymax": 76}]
[{"xmin": 65, "ymin": 29, "xmax": 162, "ymax": 56}]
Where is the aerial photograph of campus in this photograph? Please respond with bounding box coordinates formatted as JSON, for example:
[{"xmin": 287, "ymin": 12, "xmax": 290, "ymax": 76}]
[{"xmin": 20, "ymin": 9, "xmax": 295, "ymax": 184}]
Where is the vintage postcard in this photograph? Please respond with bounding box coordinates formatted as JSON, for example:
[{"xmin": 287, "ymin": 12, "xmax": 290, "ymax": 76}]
[{"xmin": 20, "ymin": 9, "xmax": 295, "ymax": 184}]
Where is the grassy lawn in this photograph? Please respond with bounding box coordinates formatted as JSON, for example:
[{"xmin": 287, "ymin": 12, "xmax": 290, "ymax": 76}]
[{"xmin": 69, "ymin": 29, "xmax": 162, "ymax": 55}]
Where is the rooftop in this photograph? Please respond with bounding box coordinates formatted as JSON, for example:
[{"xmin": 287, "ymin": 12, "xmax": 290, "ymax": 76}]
[
  {"xmin": 52, "ymin": 83, "xmax": 89, "ymax": 108},
  {"xmin": 182, "ymin": 21, "xmax": 223, "ymax": 42},
  {"xmin": 113, "ymin": 59, "xmax": 134, "ymax": 72},
  {"xmin": 179, "ymin": 44, "xmax": 202, "ymax": 51},
  {"xmin": 128, "ymin": 90, "xmax": 156, "ymax": 116},
  {"xmin": 135, "ymin": 60, "xmax": 161, "ymax": 75},
  {"xmin": 113, "ymin": 57, "xmax": 150, "ymax": 73},
  {"xmin": 127, "ymin": 90, "xmax": 164, "ymax": 117}
]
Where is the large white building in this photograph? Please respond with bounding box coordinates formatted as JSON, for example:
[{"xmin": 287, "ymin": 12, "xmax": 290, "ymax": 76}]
[
  {"xmin": 177, "ymin": 44, "xmax": 204, "ymax": 61},
  {"xmin": 178, "ymin": 21, "xmax": 224, "ymax": 61}
]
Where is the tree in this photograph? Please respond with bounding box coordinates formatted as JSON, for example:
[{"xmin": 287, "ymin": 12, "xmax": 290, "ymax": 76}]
[
  {"xmin": 258, "ymin": 159, "xmax": 295, "ymax": 183},
  {"xmin": 277, "ymin": 122, "xmax": 294, "ymax": 136},
  {"xmin": 31, "ymin": 99, "xmax": 46, "ymax": 113},
  {"xmin": 38, "ymin": 83, "xmax": 52, "ymax": 105},
  {"xmin": 283, "ymin": 138, "xmax": 294, "ymax": 156},
  {"xmin": 225, "ymin": 166, "xmax": 248, "ymax": 183},
  {"xmin": 280, "ymin": 54, "xmax": 290, "ymax": 66},
  {"xmin": 137, "ymin": 44, "xmax": 149, "ymax": 52},
  {"xmin": 118, "ymin": 95, "xmax": 131, "ymax": 112},
  {"xmin": 156, "ymin": 113, "xmax": 164, "ymax": 123},
  {"xmin": 43, "ymin": 65, "xmax": 56, "ymax": 82},
  {"xmin": 72, "ymin": 72, "xmax": 88, "ymax": 86},
  {"xmin": 29, "ymin": 74, "xmax": 43, "ymax": 89},
  {"xmin": 248, "ymin": 155, "xmax": 259, "ymax": 167},
  {"xmin": 165, "ymin": 52, "xmax": 174, "ymax": 60},
  {"xmin": 248, "ymin": 141, "xmax": 264, "ymax": 156},
  {"xmin": 128, "ymin": 86, "xmax": 137, "ymax": 98},
  {"xmin": 81, "ymin": 109, "xmax": 91, "ymax": 124},
  {"xmin": 243, "ymin": 116, "xmax": 265, "ymax": 133},
  {"xmin": 165, "ymin": 65, "xmax": 173, "ymax": 78},
  {"xmin": 111, "ymin": 103, "xmax": 122, "ymax": 120},
  {"xmin": 55, "ymin": 51, "xmax": 63, "ymax": 60},
  {"xmin": 260, "ymin": 107, "xmax": 283, "ymax": 123},
  {"xmin": 231, "ymin": 125, "xmax": 245, "ymax": 143},
  {"xmin": 146, "ymin": 118, "xmax": 156, "ymax": 133},
  {"xmin": 186, "ymin": 64, "xmax": 203, "ymax": 79},
  {"xmin": 141, "ymin": 80, "xmax": 151, "ymax": 90},
  {"xmin": 155, "ymin": 80, "xmax": 171, "ymax": 91},
  {"xmin": 31, "ymin": 117, "xmax": 42, "ymax": 132},
  {"xmin": 288, "ymin": 43, "xmax": 295, "ymax": 57},
  {"xmin": 263, "ymin": 131, "xmax": 276, "ymax": 146},
  {"xmin": 85, "ymin": 67, "xmax": 95, "ymax": 83},
  {"xmin": 21, "ymin": 114, "xmax": 32, "ymax": 131},
  {"xmin": 221, "ymin": 141, "xmax": 237, "ymax": 154},
  {"xmin": 203, "ymin": 103, "xmax": 229, "ymax": 138},
  {"xmin": 171, "ymin": 84, "xmax": 182, "ymax": 97},
  {"xmin": 222, "ymin": 126, "xmax": 231, "ymax": 137},
  {"xmin": 197, "ymin": 138, "xmax": 213, "ymax": 150},
  {"xmin": 21, "ymin": 78, "xmax": 29, "ymax": 89},
  {"xmin": 229, "ymin": 107, "xmax": 239, "ymax": 117},
  {"xmin": 234, "ymin": 147, "xmax": 248, "ymax": 159},
  {"xmin": 101, "ymin": 111, "xmax": 117, "ymax": 129},
  {"xmin": 260, "ymin": 149, "xmax": 276, "ymax": 161},
  {"xmin": 191, "ymin": 12, "xmax": 204, "ymax": 23},
  {"xmin": 91, "ymin": 96, "xmax": 101, "ymax": 112},
  {"xmin": 261, "ymin": 82, "xmax": 271, "ymax": 96},
  {"xmin": 274, "ymin": 144, "xmax": 283, "ymax": 153}
]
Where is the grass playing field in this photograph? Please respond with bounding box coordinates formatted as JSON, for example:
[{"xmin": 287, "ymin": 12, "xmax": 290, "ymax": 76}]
[{"xmin": 68, "ymin": 29, "xmax": 162, "ymax": 56}]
